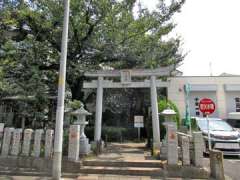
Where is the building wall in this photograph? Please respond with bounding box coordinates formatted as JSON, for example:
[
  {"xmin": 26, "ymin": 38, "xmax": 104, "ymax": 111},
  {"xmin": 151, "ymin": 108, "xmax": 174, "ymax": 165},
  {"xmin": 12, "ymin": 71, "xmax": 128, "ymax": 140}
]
[
  {"xmin": 189, "ymin": 92, "xmax": 218, "ymax": 117},
  {"xmin": 167, "ymin": 76, "xmax": 240, "ymax": 120},
  {"xmin": 225, "ymin": 92, "xmax": 240, "ymax": 113}
]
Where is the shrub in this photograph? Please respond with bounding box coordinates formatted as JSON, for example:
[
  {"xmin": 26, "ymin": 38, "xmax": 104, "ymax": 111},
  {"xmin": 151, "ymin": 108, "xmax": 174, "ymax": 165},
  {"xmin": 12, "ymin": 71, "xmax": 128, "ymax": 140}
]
[
  {"xmin": 62, "ymin": 129, "xmax": 69, "ymax": 155},
  {"xmin": 85, "ymin": 126, "xmax": 138, "ymax": 142},
  {"xmin": 181, "ymin": 117, "xmax": 198, "ymax": 131}
]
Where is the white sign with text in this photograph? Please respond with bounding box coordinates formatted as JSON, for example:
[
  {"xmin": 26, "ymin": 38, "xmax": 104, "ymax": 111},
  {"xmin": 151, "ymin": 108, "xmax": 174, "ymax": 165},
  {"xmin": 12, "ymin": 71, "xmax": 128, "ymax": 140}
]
[{"xmin": 134, "ymin": 116, "xmax": 144, "ymax": 128}]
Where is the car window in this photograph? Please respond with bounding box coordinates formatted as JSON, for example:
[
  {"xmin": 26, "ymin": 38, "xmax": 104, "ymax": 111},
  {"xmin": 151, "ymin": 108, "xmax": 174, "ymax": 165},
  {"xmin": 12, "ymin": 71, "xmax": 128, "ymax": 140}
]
[{"xmin": 197, "ymin": 120, "xmax": 233, "ymax": 131}]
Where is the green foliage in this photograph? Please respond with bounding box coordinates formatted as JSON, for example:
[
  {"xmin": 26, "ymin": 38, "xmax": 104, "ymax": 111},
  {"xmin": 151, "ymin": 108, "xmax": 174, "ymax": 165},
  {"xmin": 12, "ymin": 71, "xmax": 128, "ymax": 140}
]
[
  {"xmin": 68, "ymin": 100, "xmax": 83, "ymax": 110},
  {"xmin": 63, "ymin": 129, "xmax": 69, "ymax": 155},
  {"xmin": 158, "ymin": 99, "xmax": 181, "ymax": 139},
  {"xmin": 158, "ymin": 99, "xmax": 181, "ymax": 126},
  {"xmin": 190, "ymin": 117, "xmax": 198, "ymax": 131},
  {"xmin": 0, "ymin": 0, "xmax": 185, "ymax": 126},
  {"xmin": 85, "ymin": 126, "xmax": 138, "ymax": 142},
  {"xmin": 181, "ymin": 117, "xmax": 198, "ymax": 131},
  {"xmin": 0, "ymin": 0, "xmax": 185, "ymax": 97}
]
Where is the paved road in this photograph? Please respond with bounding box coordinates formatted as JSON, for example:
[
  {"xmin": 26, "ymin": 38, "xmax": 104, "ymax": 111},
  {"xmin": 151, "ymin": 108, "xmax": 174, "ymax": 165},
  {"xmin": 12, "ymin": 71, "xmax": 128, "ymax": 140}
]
[
  {"xmin": 223, "ymin": 157, "xmax": 240, "ymax": 180},
  {"xmin": 204, "ymin": 156, "xmax": 240, "ymax": 180}
]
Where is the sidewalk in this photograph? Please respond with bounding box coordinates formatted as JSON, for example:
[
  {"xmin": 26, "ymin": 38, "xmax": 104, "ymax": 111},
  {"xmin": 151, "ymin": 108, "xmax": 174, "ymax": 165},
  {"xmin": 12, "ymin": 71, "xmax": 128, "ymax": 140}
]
[{"xmin": 0, "ymin": 175, "xmax": 211, "ymax": 180}]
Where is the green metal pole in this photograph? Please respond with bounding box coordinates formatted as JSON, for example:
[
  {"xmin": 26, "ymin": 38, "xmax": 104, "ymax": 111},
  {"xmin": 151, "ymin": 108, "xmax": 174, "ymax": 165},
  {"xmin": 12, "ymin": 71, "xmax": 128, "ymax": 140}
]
[{"xmin": 185, "ymin": 84, "xmax": 191, "ymax": 133}]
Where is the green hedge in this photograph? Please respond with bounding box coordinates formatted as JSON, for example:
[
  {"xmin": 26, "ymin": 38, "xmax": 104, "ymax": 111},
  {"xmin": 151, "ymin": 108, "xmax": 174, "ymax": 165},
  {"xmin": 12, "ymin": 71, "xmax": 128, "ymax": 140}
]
[
  {"xmin": 181, "ymin": 117, "xmax": 198, "ymax": 131},
  {"xmin": 85, "ymin": 126, "xmax": 138, "ymax": 142},
  {"xmin": 62, "ymin": 126, "xmax": 139, "ymax": 152},
  {"xmin": 158, "ymin": 99, "xmax": 181, "ymax": 139},
  {"xmin": 63, "ymin": 129, "xmax": 69, "ymax": 155}
]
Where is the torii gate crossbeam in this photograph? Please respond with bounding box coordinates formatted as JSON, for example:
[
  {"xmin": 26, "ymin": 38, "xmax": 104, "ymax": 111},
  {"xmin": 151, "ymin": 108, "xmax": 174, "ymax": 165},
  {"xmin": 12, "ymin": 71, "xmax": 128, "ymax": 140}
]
[{"xmin": 83, "ymin": 67, "xmax": 173, "ymax": 151}]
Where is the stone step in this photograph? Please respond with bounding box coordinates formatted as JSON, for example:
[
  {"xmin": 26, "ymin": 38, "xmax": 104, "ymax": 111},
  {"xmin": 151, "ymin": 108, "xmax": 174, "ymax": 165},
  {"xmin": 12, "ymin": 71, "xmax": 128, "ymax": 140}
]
[
  {"xmin": 79, "ymin": 166, "xmax": 164, "ymax": 176},
  {"xmin": 0, "ymin": 166, "xmax": 38, "ymax": 172},
  {"xmin": 0, "ymin": 170, "xmax": 82, "ymax": 179},
  {"xmin": 83, "ymin": 160, "xmax": 165, "ymax": 168},
  {"xmin": 0, "ymin": 169, "xmax": 50, "ymax": 177}
]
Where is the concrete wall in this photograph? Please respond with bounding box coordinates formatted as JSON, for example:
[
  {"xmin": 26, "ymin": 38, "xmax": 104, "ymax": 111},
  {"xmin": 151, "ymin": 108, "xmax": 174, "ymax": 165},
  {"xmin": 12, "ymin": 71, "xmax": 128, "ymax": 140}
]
[
  {"xmin": 189, "ymin": 92, "xmax": 218, "ymax": 117},
  {"xmin": 168, "ymin": 76, "xmax": 240, "ymax": 119}
]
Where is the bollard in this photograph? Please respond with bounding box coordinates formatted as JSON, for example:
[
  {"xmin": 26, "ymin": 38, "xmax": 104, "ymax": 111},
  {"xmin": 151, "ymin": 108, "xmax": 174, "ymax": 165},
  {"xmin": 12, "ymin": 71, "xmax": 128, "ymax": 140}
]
[
  {"xmin": 167, "ymin": 123, "xmax": 178, "ymax": 165},
  {"xmin": 210, "ymin": 149, "xmax": 225, "ymax": 180},
  {"xmin": 181, "ymin": 136, "xmax": 190, "ymax": 165},
  {"xmin": 1, "ymin": 127, "xmax": 14, "ymax": 156},
  {"xmin": 0, "ymin": 123, "xmax": 4, "ymax": 150},
  {"xmin": 193, "ymin": 132, "xmax": 204, "ymax": 167},
  {"xmin": 32, "ymin": 129, "xmax": 44, "ymax": 157},
  {"xmin": 45, "ymin": 129, "xmax": 54, "ymax": 158},
  {"xmin": 68, "ymin": 125, "xmax": 80, "ymax": 161},
  {"xmin": 11, "ymin": 129, "xmax": 22, "ymax": 156},
  {"xmin": 22, "ymin": 129, "xmax": 33, "ymax": 156}
]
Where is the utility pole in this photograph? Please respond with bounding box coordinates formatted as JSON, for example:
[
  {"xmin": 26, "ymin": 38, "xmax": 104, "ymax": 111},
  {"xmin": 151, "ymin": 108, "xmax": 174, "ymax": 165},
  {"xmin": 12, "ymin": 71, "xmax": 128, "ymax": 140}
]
[
  {"xmin": 52, "ymin": 0, "xmax": 70, "ymax": 179},
  {"xmin": 209, "ymin": 61, "xmax": 213, "ymax": 76}
]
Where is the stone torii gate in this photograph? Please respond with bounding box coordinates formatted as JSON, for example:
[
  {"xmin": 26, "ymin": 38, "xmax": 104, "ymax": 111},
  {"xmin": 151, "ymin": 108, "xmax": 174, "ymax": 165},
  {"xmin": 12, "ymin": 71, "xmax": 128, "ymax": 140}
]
[{"xmin": 83, "ymin": 66, "xmax": 173, "ymax": 150}]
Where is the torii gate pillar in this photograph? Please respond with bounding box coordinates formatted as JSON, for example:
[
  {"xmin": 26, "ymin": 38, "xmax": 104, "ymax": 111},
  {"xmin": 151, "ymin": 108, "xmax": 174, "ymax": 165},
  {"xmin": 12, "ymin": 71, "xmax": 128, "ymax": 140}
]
[
  {"xmin": 94, "ymin": 76, "xmax": 103, "ymax": 141},
  {"xmin": 84, "ymin": 66, "xmax": 174, "ymax": 151},
  {"xmin": 150, "ymin": 76, "xmax": 161, "ymax": 151}
]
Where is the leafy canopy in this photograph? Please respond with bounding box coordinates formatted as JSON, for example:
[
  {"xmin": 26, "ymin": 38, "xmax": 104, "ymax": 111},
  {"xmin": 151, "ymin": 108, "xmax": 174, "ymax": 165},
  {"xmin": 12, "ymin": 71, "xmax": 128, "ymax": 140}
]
[{"xmin": 0, "ymin": 0, "xmax": 185, "ymax": 101}]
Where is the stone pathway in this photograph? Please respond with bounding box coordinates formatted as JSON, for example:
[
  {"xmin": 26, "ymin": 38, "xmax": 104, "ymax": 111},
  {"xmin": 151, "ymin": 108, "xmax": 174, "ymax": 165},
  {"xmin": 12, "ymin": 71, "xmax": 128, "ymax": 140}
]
[
  {"xmin": 0, "ymin": 175, "xmax": 207, "ymax": 180},
  {"xmin": 85, "ymin": 142, "xmax": 155, "ymax": 162},
  {"xmin": 79, "ymin": 142, "xmax": 165, "ymax": 178},
  {"xmin": 0, "ymin": 143, "xmax": 212, "ymax": 179}
]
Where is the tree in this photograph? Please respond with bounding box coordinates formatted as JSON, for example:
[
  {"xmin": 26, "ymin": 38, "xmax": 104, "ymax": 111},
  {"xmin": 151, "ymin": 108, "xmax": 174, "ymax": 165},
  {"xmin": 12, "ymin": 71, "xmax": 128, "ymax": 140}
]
[{"xmin": 0, "ymin": 0, "xmax": 185, "ymax": 102}]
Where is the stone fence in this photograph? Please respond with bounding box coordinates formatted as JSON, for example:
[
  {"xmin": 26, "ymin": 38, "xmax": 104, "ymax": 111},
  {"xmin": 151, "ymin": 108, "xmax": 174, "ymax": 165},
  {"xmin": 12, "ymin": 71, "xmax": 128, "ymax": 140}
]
[
  {"xmin": 0, "ymin": 123, "xmax": 211, "ymax": 178},
  {"xmin": 0, "ymin": 124, "xmax": 54, "ymax": 158},
  {"xmin": 0, "ymin": 124, "xmax": 84, "ymax": 174},
  {"xmin": 0, "ymin": 122, "xmax": 205, "ymax": 167},
  {"xmin": 0, "ymin": 123, "xmax": 91, "ymax": 162},
  {"xmin": 159, "ymin": 123, "xmax": 209, "ymax": 179},
  {"xmin": 160, "ymin": 123, "xmax": 205, "ymax": 168}
]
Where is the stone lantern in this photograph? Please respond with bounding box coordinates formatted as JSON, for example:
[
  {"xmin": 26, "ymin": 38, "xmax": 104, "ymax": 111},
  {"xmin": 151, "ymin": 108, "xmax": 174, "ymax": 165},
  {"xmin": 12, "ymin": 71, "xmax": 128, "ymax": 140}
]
[
  {"xmin": 70, "ymin": 104, "xmax": 92, "ymax": 155},
  {"xmin": 160, "ymin": 107, "xmax": 176, "ymax": 126},
  {"xmin": 159, "ymin": 107, "xmax": 177, "ymax": 160}
]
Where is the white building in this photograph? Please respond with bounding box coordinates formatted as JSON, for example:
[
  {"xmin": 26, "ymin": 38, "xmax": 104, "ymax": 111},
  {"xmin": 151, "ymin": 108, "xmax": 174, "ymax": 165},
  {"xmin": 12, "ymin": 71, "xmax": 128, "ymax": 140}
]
[{"xmin": 168, "ymin": 75, "xmax": 240, "ymax": 121}]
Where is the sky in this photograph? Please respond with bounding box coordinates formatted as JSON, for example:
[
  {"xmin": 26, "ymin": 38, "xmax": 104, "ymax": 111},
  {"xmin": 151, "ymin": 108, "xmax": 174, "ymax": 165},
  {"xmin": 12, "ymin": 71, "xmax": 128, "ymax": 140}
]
[{"xmin": 141, "ymin": 0, "xmax": 240, "ymax": 76}]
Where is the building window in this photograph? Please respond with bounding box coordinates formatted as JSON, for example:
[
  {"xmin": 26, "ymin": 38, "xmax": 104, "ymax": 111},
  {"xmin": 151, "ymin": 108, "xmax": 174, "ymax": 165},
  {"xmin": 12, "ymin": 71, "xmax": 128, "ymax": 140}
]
[{"xmin": 235, "ymin": 97, "xmax": 240, "ymax": 112}]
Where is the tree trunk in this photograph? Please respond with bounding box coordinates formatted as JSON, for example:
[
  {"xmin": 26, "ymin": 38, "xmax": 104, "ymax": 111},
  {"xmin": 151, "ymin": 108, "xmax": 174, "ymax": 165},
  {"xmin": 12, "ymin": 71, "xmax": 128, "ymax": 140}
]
[{"xmin": 69, "ymin": 77, "xmax": 85, "ymax": 101}]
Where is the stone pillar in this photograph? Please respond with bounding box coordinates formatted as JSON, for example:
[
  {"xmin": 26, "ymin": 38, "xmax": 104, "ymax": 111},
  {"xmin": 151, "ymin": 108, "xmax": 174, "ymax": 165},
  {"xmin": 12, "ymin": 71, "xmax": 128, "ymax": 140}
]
[
  {"xmin": 32, "ymin": 129, "xmax": 43, "ymax": 157},
  {"xmin": 45, "ymin": 129, "xmax": 54, "ymax": 158},
  {"xmin": 79, "ymin": 123, "xmax": 90, "ymax": 155},
  {"xmin": 193, "ymin": 132, "xmax": 204, "ymax": 167},
  {"xmin": 216, "ymin": 84, "xmax": 227, "ymax": 119},
  {"xmin": 150, "ymin": 75, "xmax": 161, "ymax": 150},
  {"xmin": 0, "ymin": 105, "xmax": 3, "ymax": 122},
  {"xmin": 0, "ymin": 123, "xmax": 4, "ymax": 150},
  {"xmin": 11, "ymin": 129, "xmax": 22, "ymax": 156},
  {"xmin": 68, "ymin": 125, "xmax": 80, "ymax": 161},
  {"xmin": 94, "ymin": 76, "xmax": 103, "ymax": 141},
  {"xmin": 181, "ymin": 136, "xmax": 190, "ymax": 165},
  {"xmin": 210, "ymin": 150, "xmax": 225, "ymax": 180},
  {"xmin": 167, "ymin": 123, "xmax": 178, "ymax": 165},
  {"xmin": 6, "ymin": 111, "xmax": 14, "ymax": 127},
  {"xmin": 22, "ymin": 129, "xmax": 33, "ymax": 156},
  {"xmin": 21, "ymin": 116, "xmax": 25, "ymax": 130},
  {"xmin": 1, "ymin": 127, "xmax": 14, "ymax": 156}
]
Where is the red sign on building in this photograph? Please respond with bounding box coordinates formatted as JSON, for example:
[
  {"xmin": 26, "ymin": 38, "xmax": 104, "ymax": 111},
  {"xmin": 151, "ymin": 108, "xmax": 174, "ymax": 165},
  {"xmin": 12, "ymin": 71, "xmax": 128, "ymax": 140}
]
[{"xmin": 199, "ymin": 98, "xmax": 216, "ymax": 115}]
